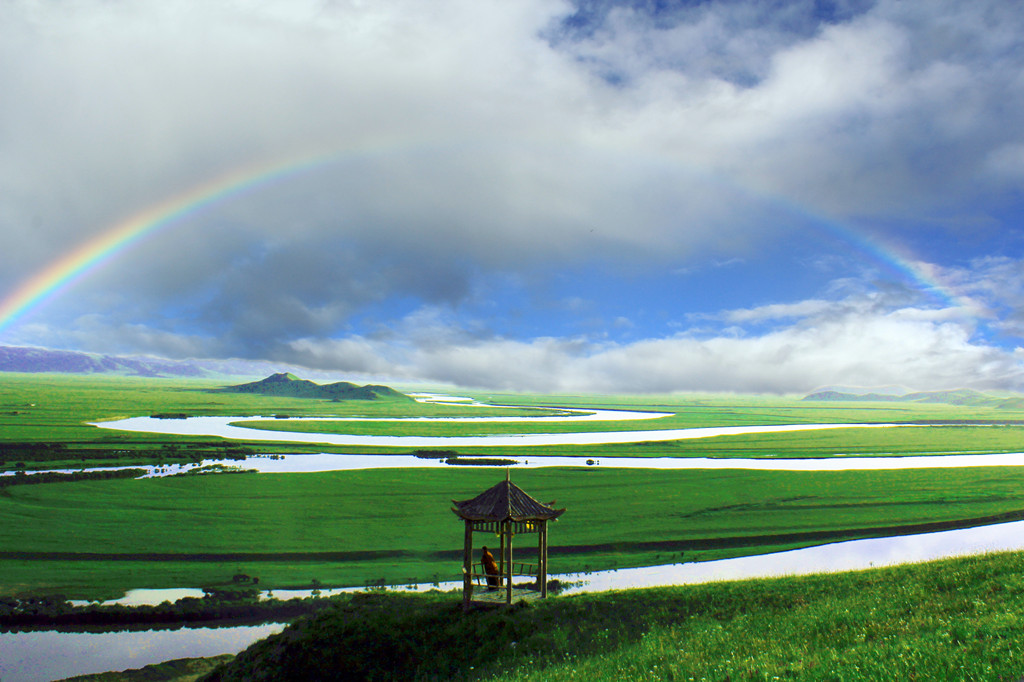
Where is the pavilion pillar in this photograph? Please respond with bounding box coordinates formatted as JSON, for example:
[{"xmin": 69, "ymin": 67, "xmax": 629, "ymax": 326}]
[
  {"xmin": 498, "ymin": 524, "xmax": 506, "ymax": 587},
  {"xmin": 462, "ymin": 520, "xmax": 473, "ymax": 611},
  {"xmin": 539, "ymin": 521, "xmax": 548, "ymax": 598},
  {"xmin": 504, "ymin": 520, "xmax": 513, "ymax": 605}
]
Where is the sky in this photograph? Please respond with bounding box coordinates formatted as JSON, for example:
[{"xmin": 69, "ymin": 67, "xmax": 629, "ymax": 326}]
[{"xmin": 1, "ymin": 0, "xmax": 1024, "ymax": 394}]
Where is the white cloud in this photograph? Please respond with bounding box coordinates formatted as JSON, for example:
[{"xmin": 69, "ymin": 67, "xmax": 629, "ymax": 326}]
[
  {"xmin": 565, "ymin": 0, "xmax": 1024, "ymax": 217},
  {"xmin": 29, "ymin": 316, "xmax": 220, "ymax": 361},
  {"xmin": 717, "ymin": 299, "xmax": 837, "ymax": 324},
  {"xmin": 2, "ymin": 0, "xmax": 1023, "ymax": 392},
  {"xmin": 285, "ymin": 337, "xmax": 396, "ymax": 376},
  {"xmin": 5, "ymin": 0, "xmax": 1022, "ymax": 280},
  {"xmin": 209, "ymin": 296, "xmax": 1024, "ymax": 394}
]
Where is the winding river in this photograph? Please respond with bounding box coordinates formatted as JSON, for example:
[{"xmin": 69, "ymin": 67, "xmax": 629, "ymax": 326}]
[
  {"xmin": 92, "ymin": 412, "xmax": 910, "ymax": 448},
  {"xmin": 85, "ymin": 402, "xmax": 1019, "ymax": 472},
  {"xmin": 7, "ymin": 398, "xmax": 1024, "ymax": 680}
]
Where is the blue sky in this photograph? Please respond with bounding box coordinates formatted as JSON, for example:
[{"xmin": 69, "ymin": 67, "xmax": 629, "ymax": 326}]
[{"xmin": 1, "ymin": 0, "xmax": 1023, "ymax": 393}]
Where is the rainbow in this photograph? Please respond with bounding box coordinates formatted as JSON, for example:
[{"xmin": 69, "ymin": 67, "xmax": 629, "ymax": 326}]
[
  {"xmin": 812, "ymin": 215, "xmax": 979, "ymax": 313},
  {"xmin": 0, "ymin": 151, "xmax": 338, "ymax": 335},
  {"xmin": 0, "ymin": 149, "xmax": 976, "ymax": 337},
  {"xmin": 632, "ymin": 150, "xmax": 975, "ymax": 312},
  {"xmin": 731, "ymin": 181, "xmax": 975, "ymax": 312}
]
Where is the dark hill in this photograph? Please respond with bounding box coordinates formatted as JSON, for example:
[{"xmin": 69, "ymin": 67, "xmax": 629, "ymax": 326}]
[{"xmin": 219, "ymin": 373, "xmax": 412, "ymax": 401}]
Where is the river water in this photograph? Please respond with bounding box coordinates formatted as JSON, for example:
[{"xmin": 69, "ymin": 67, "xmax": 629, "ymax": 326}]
[
  {"xmin": 16, "ymin": 449, "xmax": 1024, "ymax": 482},
  {"xmin": 0, "ymin": 624, "xmax": 284, "ymax": 682},
  {"xmin": 91, "ymin": 414, "xmax": 910, "ymax": 447}
]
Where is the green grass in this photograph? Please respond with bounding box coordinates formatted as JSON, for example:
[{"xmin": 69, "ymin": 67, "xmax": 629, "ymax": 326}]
[
  {"xmin": 0, "ymin": 373, "xmax": 559, "ymax": 441},
  {"xmin": 5, "ymin": 466, "xmax": 1024, "ymax": 599},
  {"xmin": 632, "ymin": 423, "xmax": 1024, "ymax": 458},
  {"xmin": 4, "ymin": 374, "xmax": 1024, "ymax": 467},
  {"xmin": 7, "ymin": 374, "xmax": 1024, "ymax": 677},
  {"xmin": 205, "ymin": 550, "xmax": 1024, "ymax": 681},
  {"xmin": 5, "ymin": 373, "xmax": 1024, "ymax": 600},
  {"xmin": 0, "ymin": 374, "xmax": 574, "ymax": 465}
]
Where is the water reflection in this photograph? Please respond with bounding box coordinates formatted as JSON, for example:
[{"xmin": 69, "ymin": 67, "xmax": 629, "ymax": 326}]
[
  {"xmin": 0, "ymin": 623, "xmax": 284, "ymax": 682},
  {"xmin": 12, "ymin": 448, "xmax": 1024, "ymax": 484},
  {"xmin": 13, "ymin": 449, "xmax": 1024, "ymax": 482},
  {"xmin": 558, "ymin": 519, "xmax": 1024, "ymax": 593},
  {"xmin": 70, "ymin": 518, "xmax": 1024, "ymax": 607},
  {"xmin": 165, "ymin": 450, "xmax": 1024, "ymax": 473}
]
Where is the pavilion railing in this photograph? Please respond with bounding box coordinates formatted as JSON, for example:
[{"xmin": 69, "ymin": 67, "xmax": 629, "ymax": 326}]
[
  {"xmin": 470, "ymin": 520, "xmax": 540, "ymax": 535},
  {"xmin": 465, "ymin": 561, "xmax": 539, "ymax": 588}
]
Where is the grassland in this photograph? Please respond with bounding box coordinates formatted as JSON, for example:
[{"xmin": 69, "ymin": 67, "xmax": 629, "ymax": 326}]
[
  {"xmin": 5, "ymin": 466, "xmax": 1024, "ymax": 599},
  {"xmin": 4, "ymin": 372, "xmax": 1024, "ymax": 602},
  {"xmin": 205, "ymin": 550, "xmax": 1024, "ymax": 681},
  {"xmin": 5, "ymin": 373, "xmax": 1024, "ymax": 469},
  {"xmin": 0, "ymin": 373, "xmax": 569, "ymax": 469}
]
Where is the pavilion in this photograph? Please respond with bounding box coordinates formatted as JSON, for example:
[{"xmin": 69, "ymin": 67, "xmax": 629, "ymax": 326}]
[{"xmin": 451, "ymin": 472, "xmax": 565, "ymax": 609}]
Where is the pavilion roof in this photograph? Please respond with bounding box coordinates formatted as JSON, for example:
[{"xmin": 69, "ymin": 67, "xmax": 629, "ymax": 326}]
[{"xmin": 451, "ymin": 476, "xmax": 565, "ymax": 522}]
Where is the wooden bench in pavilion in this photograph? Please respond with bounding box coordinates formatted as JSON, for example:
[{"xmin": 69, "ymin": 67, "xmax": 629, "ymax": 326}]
[{"xmin": 452, "ymin": 471, "xmax": 565, "ymax": 610}]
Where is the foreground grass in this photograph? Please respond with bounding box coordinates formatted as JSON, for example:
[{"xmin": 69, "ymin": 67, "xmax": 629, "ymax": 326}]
[
  {"xmin": 6, "ymin": 466, "xmax": 1024, "ymax": 599},
  {"xmin": 205, "ymin": 550, "xmax": 1024, "ymax": 681}
]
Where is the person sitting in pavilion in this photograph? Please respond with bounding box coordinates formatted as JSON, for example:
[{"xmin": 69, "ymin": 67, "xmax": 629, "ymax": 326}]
[{"xmin": 481, "ymin": 546, "xmax": 500, "ymax": 590}]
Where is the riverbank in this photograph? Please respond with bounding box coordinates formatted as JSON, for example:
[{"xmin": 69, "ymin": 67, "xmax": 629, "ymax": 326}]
[
  {"xmin": 9, "ymin": 522, "xmax": 1024, "ymax": 681},
  {"xmin": 204, "ymin": 549, "xmax": 1024, "ymax": 681}
]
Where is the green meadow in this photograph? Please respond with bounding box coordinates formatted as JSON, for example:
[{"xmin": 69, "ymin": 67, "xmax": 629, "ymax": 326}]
[
  {"xmin": 3, "ymin": 373, "xmax": 1024, "ymax": 601},
  {"xmin": 6, "ymin": 463, "xmax": 1024, "ymax": 599},
  {"xmin": 4, "ymin": 372, "xmax": 1024, "ymax": 466}
]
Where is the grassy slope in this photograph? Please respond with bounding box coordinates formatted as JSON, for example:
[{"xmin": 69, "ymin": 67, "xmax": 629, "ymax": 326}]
[
  {"xmin": 6, "ymin": 466, "xmax": 1024, "ymax": 598},
  {"xmin": 64, "ymin": 655, "xmax": 233, "ymax": 682},
  {"xmin": 205, "ymin": 550, "xmax": 1024, "ymax": 681}
]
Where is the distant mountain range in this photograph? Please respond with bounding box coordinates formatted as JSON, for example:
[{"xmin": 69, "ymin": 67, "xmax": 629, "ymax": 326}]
[
  {"xmin": 0, "ymin": 344, "xmax": 341, "ymax": 381},
  {"xmin": 220, "ymin": 373, "xmax": 412, "ymax": 401},
  {"xmin": 0, "ymin": 345, "xmax": 213, "ymax": 377},
  {"xmin": 803, "ymin": 388, "xmax": 1024, "ymax": 409}
]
